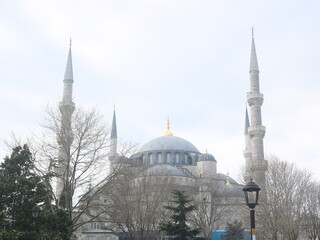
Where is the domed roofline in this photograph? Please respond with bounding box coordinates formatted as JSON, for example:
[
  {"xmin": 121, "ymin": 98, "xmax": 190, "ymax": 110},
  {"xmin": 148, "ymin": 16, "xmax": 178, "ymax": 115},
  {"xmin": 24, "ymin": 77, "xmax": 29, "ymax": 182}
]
[{"xmin": 138, "ymin": 136, "xmax": 200, "ymax": 153}]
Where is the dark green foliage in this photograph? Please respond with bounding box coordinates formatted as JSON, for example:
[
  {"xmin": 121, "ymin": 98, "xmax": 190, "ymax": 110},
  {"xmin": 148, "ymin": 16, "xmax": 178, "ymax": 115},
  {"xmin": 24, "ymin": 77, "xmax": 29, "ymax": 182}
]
[
  {"xmin": 160, "ymin": 190, "xmax": 202, "ymax": 240},
  {"xmin": 221, "ymin": 220, "xmax": 244, "ymax": 240},
  {"xmin": 0, "ymin": 145, "xmax": 72, "ymax": 240}
]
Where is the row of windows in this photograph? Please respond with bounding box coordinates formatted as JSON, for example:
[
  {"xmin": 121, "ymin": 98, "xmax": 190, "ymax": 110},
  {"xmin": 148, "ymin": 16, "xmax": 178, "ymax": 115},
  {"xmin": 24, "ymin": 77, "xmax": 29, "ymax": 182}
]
[{"xmin": 144, "ymin": 152, "xmax": 194, "ymax": 165}]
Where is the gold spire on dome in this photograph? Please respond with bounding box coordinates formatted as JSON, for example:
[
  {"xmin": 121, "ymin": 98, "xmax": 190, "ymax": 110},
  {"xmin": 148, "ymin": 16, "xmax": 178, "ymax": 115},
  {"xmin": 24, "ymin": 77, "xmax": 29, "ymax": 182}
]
[
  {"xmin": 164, "ymin": 117, "xmax": 173, "ymax": 136},
  {"xmin": 226, "ymin": 171, "xmax": 231, "ymax": 186}
]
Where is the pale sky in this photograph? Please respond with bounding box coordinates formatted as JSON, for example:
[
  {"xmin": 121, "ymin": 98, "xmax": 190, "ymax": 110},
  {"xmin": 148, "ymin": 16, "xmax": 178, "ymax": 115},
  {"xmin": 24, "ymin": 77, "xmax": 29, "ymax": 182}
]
[{"xmin": 1, "ymin": 0, "xmax": 320, "ymax": 182}]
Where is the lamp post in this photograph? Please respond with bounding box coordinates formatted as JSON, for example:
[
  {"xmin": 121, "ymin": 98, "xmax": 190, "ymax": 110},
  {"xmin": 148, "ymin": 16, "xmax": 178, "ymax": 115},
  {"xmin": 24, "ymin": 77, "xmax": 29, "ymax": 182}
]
[
  {"xmin": 31, "ymin": 205, "xmax": 41, "ymax": 218},
  {"xmin": 243, "ymin": 179, "xmax": 261, "ymax": 240},
  {"xmin": 31, "ymin": 205, "xmax": 41, "ymax": 236}
]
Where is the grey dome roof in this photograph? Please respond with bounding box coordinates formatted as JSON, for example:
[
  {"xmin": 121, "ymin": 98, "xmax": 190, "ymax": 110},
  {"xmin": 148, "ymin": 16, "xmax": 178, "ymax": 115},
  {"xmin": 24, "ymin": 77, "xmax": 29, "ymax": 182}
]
[
  {"xmin": 138, "ymin": 136, "xmax": 200, "ymax": 153},
  {"xmin": 216, "ymin": 173, "xmax": 239, "ymax": 185},
  {"xmin": 198, "ymin": 153, "xmax": 216, "ymax": 162},
  {"xmin": 142, "ymin": 164, "xmax": 189, "ymax": 177},
  {"xmin": 213, "ymin": 185, "xmax": 243, "ymax": 198}
]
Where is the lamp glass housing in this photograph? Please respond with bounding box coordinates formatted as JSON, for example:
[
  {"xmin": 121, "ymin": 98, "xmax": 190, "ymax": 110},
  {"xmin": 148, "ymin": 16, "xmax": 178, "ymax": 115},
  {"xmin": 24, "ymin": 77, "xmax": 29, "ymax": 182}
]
[
  {"xmin": 243, "ymin": 180, "xmax": 261, "ymax": 209},
  {"xmin": 31, "ymin": 205, "xmax": 41, "ymax": 218}
]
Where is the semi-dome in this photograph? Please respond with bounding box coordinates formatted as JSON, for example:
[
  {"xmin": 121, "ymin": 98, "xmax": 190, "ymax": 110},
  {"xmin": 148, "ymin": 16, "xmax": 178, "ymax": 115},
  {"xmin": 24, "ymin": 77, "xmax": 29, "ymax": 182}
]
[
  {"xmin": 213, "ymin": 185, "xmax": 243, "ymax": 198},
  {"xmin": 216, "ymin": 173, "xmax": 239, "ymax": 185},
  {"xmin": 198, "ymin": 153, "xmax": 216, "ymax": 162},
  {"xmin": 138, "ymin": 136, "xmax": 200, "ymax": 153},
  {"xmin": 142, "ymin": 164, "xmax": 190, "ymax": 177}
]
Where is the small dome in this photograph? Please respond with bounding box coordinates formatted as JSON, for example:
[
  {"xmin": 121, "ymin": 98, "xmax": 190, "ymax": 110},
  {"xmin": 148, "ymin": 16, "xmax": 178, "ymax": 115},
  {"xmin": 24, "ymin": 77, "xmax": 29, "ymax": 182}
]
[
  {"xmin": 198, "ymin": 153, "xmax": 216, "ymax": 162},
  {"xmin": 138, "ymin": 136, "xmax": 200, "ymax": 153},
  {"xmin": 142, "ymin": 164, "xmax": 190, "ymax": 177},
  {"xmin": 213, "ymin": 185, "xmax": 243, "ymax": 198},
  {"xmin": 216, "ymin": 173, "xmax": 239, "ymax": 185}
]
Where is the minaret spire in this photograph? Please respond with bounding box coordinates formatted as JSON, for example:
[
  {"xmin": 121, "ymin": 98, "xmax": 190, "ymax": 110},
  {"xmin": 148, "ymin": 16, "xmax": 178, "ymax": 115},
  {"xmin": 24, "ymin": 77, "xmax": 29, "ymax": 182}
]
[
  {"xmin": 108, "ymin": 106, "xmax": 119, "ymax": 172},
  {"xmin": 55, "ymin": 42, "xmax": 76, "ymax": 206},
  {"xmin": 244, "ymin": 107, "xmax": 250, "ymax": 135},
  {"xmin": 110, "ymin": 107, "xmax": 118, "ymax": 152},
  {"xmin": 250, "ymin": 29, "xmax": 259, "ymax": 72},
  {"xmin": 243, "ymin": 106, "xmax": 252, "ymax": 176},
  {"xmin": 246, "ymin": 30, "xmax": 268, "ymax": 188}
]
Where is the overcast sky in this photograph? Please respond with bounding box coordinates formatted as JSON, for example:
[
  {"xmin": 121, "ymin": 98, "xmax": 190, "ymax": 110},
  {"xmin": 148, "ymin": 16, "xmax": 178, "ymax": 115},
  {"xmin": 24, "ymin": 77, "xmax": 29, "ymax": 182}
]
[{"xmin": 0, "ymin": 0, "xmax": 319, "ymax": 182}]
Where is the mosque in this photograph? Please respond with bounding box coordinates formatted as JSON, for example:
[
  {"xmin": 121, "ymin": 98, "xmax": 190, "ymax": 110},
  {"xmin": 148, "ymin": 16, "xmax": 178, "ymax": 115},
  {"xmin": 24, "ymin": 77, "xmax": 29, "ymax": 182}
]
[{"xmin": 55, "ymin": 33, "xmax": 268, "ymax": 240}]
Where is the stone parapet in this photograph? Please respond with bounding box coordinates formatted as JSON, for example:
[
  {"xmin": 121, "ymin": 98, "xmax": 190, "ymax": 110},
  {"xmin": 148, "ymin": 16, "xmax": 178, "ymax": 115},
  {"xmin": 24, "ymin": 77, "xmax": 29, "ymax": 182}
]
[
  {"xmin": 247, "ymin": 93, "xmax": 264, "ymax": 107},
  {"xmin": 248, "ymin": 125, "xmax": 265, "ymax": 138},
  {"xmin": 243, "ymin": 149, "xmax": 252, "ymax": 158}
]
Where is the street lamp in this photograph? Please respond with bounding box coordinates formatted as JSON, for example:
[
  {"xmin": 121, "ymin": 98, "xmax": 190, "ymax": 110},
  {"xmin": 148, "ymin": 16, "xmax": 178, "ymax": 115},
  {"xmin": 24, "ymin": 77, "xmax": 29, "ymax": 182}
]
[
  {"xmin": 243, "ymin": 179, "xmax": 261, "ymax": 240},
  {"xmin": 31, "ymin": 205, "xmax": 41, "ymax": 218}
]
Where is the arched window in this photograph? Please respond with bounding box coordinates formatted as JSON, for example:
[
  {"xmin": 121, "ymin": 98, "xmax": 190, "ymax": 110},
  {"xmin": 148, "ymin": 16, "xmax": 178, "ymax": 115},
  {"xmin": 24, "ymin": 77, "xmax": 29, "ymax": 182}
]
[
  {"xmin": 149, "ymin": 153, "xmax": 153, "ymax": 164},
  {"xmin": 158, "ymin": 152, "xmax": 162, "ymax": 163},
  {"xmin": 167, "ymin": 153, "xmax": 171, "ymax": 164},
  {"xmin": 175, "ymin": 153, "xmax": 180, "ymax": 164},
  {"xmin": 188, "ymin": 156, "xmax": 192, "ymax": 165}
]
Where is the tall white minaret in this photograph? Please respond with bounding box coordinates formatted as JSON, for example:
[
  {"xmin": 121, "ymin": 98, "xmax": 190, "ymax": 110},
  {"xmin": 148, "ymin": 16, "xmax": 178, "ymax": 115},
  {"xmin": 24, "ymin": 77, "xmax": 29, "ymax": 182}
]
[
  {"xmin": 108, "ymin": 107, "xmax": 118, "ymax": 171},
  {"xmin": 246, "ymin": 30, "xmax": 268, "ymax": 188},
  {"xmin": 56, "ymin": 41, "xmax": 75, "ymax": 205},
  {"xmin": 243, "ymin": 107, "xmax": 252, "ymax": 179}
]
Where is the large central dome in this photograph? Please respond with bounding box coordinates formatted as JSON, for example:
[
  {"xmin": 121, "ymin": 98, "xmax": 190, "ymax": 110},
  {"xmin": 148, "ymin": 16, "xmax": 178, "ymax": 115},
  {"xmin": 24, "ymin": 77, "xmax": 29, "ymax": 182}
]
[{"xmin": 138, "ymin": 136, "xmax": 200, "ymax": 153}]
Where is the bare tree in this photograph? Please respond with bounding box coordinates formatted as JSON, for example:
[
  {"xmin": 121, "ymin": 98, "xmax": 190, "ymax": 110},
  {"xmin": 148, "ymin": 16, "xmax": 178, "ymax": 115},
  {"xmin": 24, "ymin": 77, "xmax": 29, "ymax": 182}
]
[
  {"xmin": 257, "ymin": 157, "xmax": 312, "ymax": 240},
  {"xmin": 190, "ymin": 182, "xmax": 231, "ymax": 240},
  {"xmin": 34, "ymin": 104, "xmax": 114, "ymax": 231},
  {"xmin": 102, "ymin": 166, "xmax": 174, "ymax": 240},
  {"xmin": 301, "ymin": 181, "xmax": 320, "ymax": 240}
]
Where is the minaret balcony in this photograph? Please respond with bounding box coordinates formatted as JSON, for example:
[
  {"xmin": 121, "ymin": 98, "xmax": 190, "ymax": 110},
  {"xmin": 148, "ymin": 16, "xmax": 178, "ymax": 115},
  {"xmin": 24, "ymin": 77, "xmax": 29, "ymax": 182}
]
[
  {"xmin": 247, "ymin": 93, "xmax": 264, "ymax": 107},
  {"xmin": 243, "ymin": 149, "xmax": 252, "ymax": 158},
  {"xmin": 59, "ymin": 101, "xmax": 75, "ymax": 114},
  {"xmin": 248, "ymin": 125, "xmax": 266, "ymax": 138}
]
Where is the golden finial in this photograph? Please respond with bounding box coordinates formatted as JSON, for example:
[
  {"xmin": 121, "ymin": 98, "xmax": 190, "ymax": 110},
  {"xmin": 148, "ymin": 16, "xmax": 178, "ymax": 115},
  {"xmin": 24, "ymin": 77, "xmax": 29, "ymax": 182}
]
[
  {"xmin": 226, "ymin": 171, "xmax": 231, "ymax": 186},
  {"xmin": 205, "ymin": 147, "xmax": 208, "ymax": 153},
  {"xmin": 251, "ymin": 27, "xmax": 254, "ymax": 37},
  {"xmin": 164, "ymin": 117, "xmax": 173, "ymax": 136}
]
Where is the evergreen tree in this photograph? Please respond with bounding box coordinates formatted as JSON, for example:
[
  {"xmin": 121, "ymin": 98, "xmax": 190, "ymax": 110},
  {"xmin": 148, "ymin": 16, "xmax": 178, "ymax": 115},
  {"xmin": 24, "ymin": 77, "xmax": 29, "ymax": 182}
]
[
  {"xmin": 160, "ymin": 190, "xmax": 201, "ymax": 240},
  {"xmin": 0, "ymin": 145, "xmax": 72, "ymax": 240},
  {"xmin": 221, "ymin": 220, "xmax": 244, "ymax": 240}
]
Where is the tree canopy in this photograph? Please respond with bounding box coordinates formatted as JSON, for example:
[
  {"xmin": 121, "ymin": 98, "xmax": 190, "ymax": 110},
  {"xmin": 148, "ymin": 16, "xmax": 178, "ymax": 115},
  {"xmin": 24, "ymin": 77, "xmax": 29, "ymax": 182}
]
[
  {"xmin": 0, "ymin": 145, "xmax": 72, "ymax": 240},
  {"xmin": 221, "ymin": 220, "xmax": 244, "ymax": 240},
  {"xmin": 160, "ymin": 190, "xmax": 201, "ymax": 240}
]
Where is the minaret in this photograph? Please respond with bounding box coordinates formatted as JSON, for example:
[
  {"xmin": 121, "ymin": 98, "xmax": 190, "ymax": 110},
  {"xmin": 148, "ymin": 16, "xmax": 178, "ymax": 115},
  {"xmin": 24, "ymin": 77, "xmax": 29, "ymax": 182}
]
[
  {"xmin": 246, "ymin": 30, "xmax": 268, "ymax": 188},
  {"xmin": 108, "ymin": 106, "xmax": 118, "ymax": 171},
  {"xmin": 243, "ymin": 107, "xmax": 252, "ymax": 179},
  {"xmin": 56, "ymin": 40, "xmax": 75, "ymax": 205}
]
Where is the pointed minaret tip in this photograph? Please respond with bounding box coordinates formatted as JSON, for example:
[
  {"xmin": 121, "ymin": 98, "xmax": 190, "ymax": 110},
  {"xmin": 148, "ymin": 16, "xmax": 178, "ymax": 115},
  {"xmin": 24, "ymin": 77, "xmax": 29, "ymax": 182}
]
[
  {"xmin": 64, "ymin": 40, "xmax": 74, "ymax": 82},
  {"xmin": 249, "ymin": 28, "xmax": 259, "ymax": 72},
  {"xmin": 111, "ymin": 108, "xmax": 117, "ymax": 139},
  {"xmin": 245, "ymin": 107, "xmax": 250, "ymax": 134}
]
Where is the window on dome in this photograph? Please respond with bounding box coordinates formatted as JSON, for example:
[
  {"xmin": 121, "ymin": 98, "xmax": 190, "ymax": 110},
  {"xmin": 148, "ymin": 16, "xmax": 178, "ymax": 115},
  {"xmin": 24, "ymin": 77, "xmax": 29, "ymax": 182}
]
[
  {"xmin": 175, "ymin": 153, "xmax": 180, "ymax": 164},
  {"xmin": 158, "ymin": 153, "xmax": 162, "ymax": 163},
  {"xmin": 149, "ymin": 153, "xmax": 153, "ymax": 164},
  {"xmin": 167, "ymin": 153, "xmax": 171, "ymax": 164}
]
